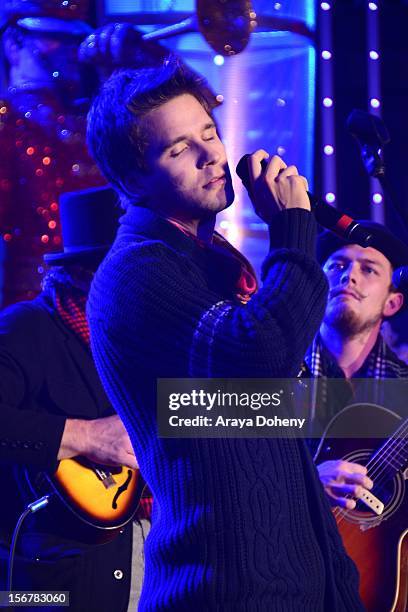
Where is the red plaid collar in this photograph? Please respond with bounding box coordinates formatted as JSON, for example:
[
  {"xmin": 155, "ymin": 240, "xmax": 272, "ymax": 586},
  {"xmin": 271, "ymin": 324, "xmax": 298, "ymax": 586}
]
[
  {"xmin": 54, "ymin": 286, "xmax": 90, "ymax": 347},
  {"xmin": 167, "ymin": 219, "xmax": 258, "ymax": 303}
]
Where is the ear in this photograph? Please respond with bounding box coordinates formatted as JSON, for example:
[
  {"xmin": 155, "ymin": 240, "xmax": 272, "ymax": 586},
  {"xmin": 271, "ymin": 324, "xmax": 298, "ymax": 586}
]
[{"xmin": 383, "ymin": 291, "xmax": 404, "ymax": 317}]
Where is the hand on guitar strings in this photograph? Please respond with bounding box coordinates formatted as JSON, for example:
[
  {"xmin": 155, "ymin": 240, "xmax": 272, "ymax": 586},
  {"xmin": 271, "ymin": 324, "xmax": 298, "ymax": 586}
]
[
  {"xmin": 317, "ymin": 460, "xmax": 374, "ymax": 510},
  {"xmin": 58, "ymin": 414, "xmax": 138, "ymax": 470}
]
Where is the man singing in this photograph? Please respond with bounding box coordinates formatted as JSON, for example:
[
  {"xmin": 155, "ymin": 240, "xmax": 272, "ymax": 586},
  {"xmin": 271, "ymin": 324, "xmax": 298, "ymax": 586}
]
[{"xmin": 86, "ymin": 60, "xmax": 362, "ymax": 610}]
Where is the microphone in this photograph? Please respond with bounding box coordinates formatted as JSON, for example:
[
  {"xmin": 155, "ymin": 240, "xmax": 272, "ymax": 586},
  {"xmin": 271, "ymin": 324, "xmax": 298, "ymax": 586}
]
[
  {"xmin": 236, "ymin": 154, "xmax": 375, "ymax": 247},
  {"xmin": 347, "ymin": 109, "xmax": 390, "ymax": 148},
  {"xmin": 346, "ymin": 110, "xmax": 390, "ymax": 178}
]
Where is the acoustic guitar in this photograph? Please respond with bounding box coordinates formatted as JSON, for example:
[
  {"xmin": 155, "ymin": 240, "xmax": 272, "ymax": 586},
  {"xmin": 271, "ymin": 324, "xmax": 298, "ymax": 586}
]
[
  {"xmin": 23, "ymin": 457, "xmax": 147, "ymax": 543},
  {"xmin": 315, "ymin": 403, "xmax": 408, "ymax": 612}
]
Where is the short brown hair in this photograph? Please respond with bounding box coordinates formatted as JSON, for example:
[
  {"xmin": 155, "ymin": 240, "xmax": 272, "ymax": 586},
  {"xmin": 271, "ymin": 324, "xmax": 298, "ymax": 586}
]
[{"xmin": 87, "ymin": 58, "xmax": 219, "ymax": 209}]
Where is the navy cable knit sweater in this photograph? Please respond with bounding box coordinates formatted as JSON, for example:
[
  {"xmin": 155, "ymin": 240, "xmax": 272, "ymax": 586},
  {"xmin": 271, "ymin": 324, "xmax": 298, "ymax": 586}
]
[{"xmin": 87, "ymin": 206, "xmax": 363, "ymax": 611}]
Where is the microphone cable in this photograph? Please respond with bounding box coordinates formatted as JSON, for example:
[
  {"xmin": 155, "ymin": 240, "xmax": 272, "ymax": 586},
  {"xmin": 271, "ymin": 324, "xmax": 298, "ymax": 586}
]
[{"xmin": 6, "ymin": 495, "xmax": 51, "ymax": 593}]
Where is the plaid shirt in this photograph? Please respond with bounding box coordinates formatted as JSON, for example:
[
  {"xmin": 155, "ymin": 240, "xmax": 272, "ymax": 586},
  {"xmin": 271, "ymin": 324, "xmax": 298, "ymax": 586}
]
[{"xmin": 301, "ymin": 333, "xmax": 408, "ymax": 449}]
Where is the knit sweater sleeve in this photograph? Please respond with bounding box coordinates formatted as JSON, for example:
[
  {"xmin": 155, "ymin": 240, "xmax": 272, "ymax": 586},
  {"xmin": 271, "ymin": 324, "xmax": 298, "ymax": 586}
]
[{"xmin": 88, "ymin": 209, "xmax": 327, "ymax": 380}]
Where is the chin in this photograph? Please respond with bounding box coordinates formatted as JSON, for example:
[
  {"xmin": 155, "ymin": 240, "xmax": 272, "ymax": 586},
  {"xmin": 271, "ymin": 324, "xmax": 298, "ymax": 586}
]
[
  {"xmin": 216, "ymin": 184, "xmax": 235, "ymax": 212},
  {"xmin": 204, "ymin": 194, "xmax": 233, "ymax": 214},
  {"xmin": 325, "ymin": 306, "xmax": 360, "ymax": 334}
]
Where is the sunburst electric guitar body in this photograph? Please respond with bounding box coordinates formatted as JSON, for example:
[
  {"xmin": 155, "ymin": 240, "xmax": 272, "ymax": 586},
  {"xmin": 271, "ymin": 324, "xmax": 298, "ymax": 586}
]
[{"xmin": 24, "ymin": 457, "xmax": 147, "ymax": 543}]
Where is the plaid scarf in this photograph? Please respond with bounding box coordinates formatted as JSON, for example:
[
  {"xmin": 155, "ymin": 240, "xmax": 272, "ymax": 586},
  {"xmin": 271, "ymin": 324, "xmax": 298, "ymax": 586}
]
[
  {"xmin": 167, "ymin": 220, "xmax": 258, "ymax": 304},
  {"xmin": 55, "ymin": 288, "xmax": 90, "ymax": 347},
  {"xmin": 211, "ymin": 231, "xmax": 258, "ymax": 303},
  {"xmin": 166, "ymin": 221, "xmax": 259, "ymax": 376},
  {"xmin": 304, "ymin": 332, "xmax": 408, "ymax": 379},
  {"xmin": 42, "ymin": 267, "xmax": 90, "ymax": 347},
  {"xmin": 302, "ymin": 332, "xmax": 408, "ymax": 435}
]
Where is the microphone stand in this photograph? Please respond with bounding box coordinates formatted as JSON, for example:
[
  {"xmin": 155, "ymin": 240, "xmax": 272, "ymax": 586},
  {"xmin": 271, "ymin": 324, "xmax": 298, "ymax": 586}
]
[{"xmin": 356, "ymin": 137, "xmax": 408, "ymax": 242}]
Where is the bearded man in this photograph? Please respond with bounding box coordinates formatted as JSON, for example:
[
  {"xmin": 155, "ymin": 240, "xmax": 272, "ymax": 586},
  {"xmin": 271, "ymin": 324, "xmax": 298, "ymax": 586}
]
[{"xmin": 302, "ymin": 221, "xmax": 408, "ymax": 509}]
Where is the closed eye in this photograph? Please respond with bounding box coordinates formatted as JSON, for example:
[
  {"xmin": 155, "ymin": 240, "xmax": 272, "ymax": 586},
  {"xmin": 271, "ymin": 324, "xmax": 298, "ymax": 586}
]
[
  {"xmin": 170, "ymin": 145, "xmax": 188, "ymax": 157},
  {"xmin": 202, "ymin": 126, "xmax": 218, "ymax": 142}
]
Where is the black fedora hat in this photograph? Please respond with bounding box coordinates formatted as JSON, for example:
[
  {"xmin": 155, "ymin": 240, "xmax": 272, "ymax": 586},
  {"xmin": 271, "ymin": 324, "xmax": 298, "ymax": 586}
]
[
  {"xmin": 43, "ymin": 186, "xmax": 120, "ymax": 266},
  {"xmin": 317, "ymin": 220, "xmax": 408, "ymax": 270}
]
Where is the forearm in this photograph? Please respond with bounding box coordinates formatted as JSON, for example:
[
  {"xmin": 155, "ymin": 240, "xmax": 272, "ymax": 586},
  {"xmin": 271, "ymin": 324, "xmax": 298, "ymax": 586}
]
[
  {"xmin": 201, "ymin": 211, "xmax": 327, "ymax": 377},
  {"xmin": 265, "ymin": 207, "xmax": 317, "ymax": 259},
  {"xmin": 57, "ymin": 418, "xmax": 88, "ymax": 460}
]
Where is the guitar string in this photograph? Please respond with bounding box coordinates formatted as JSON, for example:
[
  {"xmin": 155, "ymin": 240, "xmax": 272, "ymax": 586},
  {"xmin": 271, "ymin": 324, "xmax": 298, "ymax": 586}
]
[
  {"xmin": 335, "ymin": 418, "xmax": 408, "ymax": 516},
  {"xmin": 336, "ymin": 417, "xmax": 408, "ymax": 506},
  {"xmin": 333, "ymin": 442, "xmax": 408, "ymax": 523},
  {"xmin": 363, "ymin": 419, "xmax": 408, "ymax": 482},
  {"xmin": 333, "ymin": 418, "xmax": 408, "ymax": 523}
]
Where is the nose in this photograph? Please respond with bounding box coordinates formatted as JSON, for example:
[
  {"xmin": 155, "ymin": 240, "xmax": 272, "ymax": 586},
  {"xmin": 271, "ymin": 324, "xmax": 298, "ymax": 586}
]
[
  {"xmin": 340, "ymin": 262, "xmax": 357, "ymax": 285},
  {"xmin": 197, "ymin": 141, "xmax": 223, "ymax": 168}
]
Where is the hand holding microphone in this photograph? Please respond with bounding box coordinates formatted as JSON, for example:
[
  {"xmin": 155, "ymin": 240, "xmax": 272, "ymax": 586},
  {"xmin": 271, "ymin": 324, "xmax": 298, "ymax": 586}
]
[
  {"xmin": 237, "ymin": 153, "xmax": 376, "ymax": 247},
  {"xmin": 241, "ymin": 150, "xmax": 310, "ymax": 224}
]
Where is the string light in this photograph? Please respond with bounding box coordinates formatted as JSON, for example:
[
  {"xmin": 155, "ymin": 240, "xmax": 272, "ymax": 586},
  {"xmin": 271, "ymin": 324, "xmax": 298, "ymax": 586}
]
[
  {"xmin": 367, "ymin": 0, "xmax": 383, "ymax": 222},
  {"xmin": 0, "ymin": 95, "xmax": 104, "ymax": 303},
  {"xmin": 320, "ymin": 0, "xmax": 337, "ymax": 210}
]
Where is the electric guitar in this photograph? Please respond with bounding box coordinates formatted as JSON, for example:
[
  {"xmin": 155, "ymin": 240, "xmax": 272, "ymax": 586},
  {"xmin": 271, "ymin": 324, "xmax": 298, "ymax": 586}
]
[
  {"xmin": 24, "ymin": 456, "xmax": 148, "ymax": 543},
  {"xmin": 315, "ymin": 403, "xmax": 408, "ymax": 612}
]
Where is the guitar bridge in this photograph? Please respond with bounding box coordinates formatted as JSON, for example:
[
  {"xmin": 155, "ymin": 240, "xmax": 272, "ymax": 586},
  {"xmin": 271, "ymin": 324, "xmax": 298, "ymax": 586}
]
[
  {"xmin": 359, "ymin": 490, "xmax": 384, "ymax": 516},
  {"xmin": 94, "ymin": 469, "xmax": 116, "ymax": 489}
]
